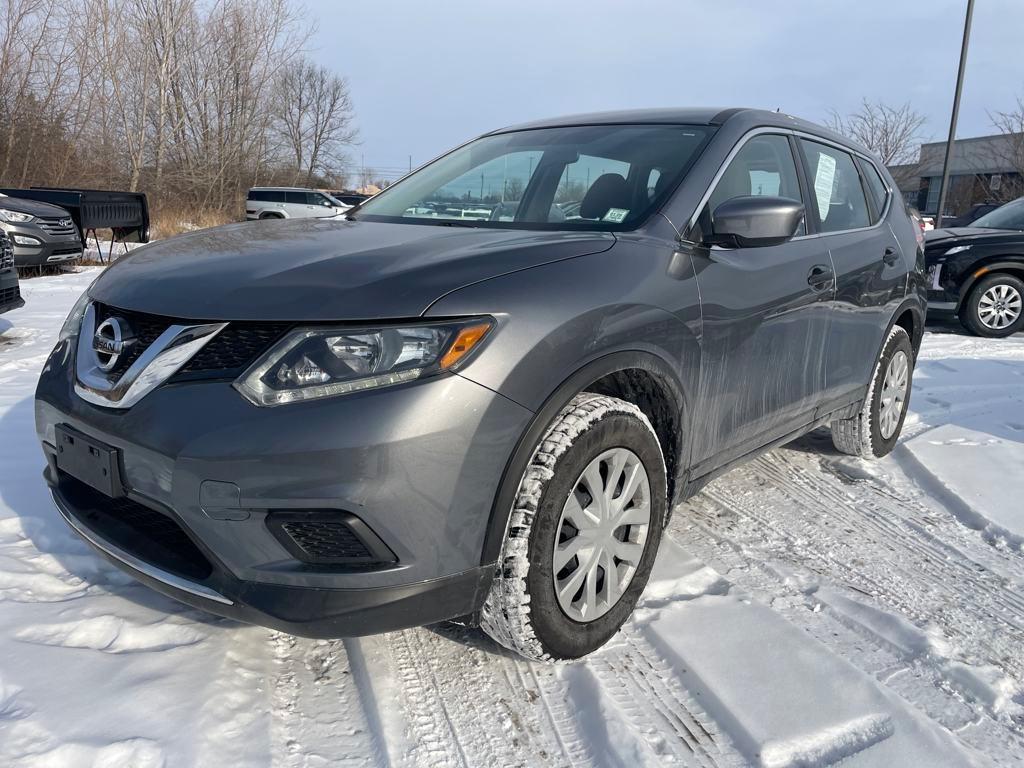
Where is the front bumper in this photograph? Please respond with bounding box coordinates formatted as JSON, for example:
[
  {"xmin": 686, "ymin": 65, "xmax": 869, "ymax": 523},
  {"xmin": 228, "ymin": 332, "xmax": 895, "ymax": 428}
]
[
  {"xmin": 3, "ymin": 223, "xmax": 83, "ymax": 267},
  {"xmin": 0, "ymin": 266, "xmax": 23, "ymax": 314},
  {"xmin": 36, "ymin": 335, "xmax": 533, "ymax": 635}
]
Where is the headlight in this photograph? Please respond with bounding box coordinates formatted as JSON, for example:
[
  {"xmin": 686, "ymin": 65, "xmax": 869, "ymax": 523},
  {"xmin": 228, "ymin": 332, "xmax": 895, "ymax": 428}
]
[
  {"xmin": 235, "ymin": 318, "xmax": 493, "ymax": 406},
  {"xmin": 59, "ymin": 291, "xmax": 92, "ymax": 342},
  {"xmin": 945, "ymin": 244, "xmax": 971, "ymax": 256},
  {"xmin": 0, "ymin": 208, "xmax": 35, "ymax": 223}
]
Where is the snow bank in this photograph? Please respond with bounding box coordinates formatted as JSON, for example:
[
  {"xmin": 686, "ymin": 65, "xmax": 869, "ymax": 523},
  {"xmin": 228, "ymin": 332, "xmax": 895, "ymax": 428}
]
[{"xmin": 905, "ymin": 424, "xmax": 1024, "ymax": 546}]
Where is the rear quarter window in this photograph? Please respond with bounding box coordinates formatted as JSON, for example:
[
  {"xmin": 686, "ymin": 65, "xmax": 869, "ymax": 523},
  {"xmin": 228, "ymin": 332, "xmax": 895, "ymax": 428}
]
[{"xmin": 860, "ymin": 161, "xmax": 890, "ymax": 221}]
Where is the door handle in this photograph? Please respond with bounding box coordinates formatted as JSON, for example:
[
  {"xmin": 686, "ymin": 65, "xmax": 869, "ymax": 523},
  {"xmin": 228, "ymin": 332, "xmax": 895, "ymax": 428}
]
[
  {"xmin": 883, "ymin": 247, "xmax": 899, "ymax": 266},
  {"xmin": 807, "ymin": 264, "xmax": 834, "ymax": 291}
]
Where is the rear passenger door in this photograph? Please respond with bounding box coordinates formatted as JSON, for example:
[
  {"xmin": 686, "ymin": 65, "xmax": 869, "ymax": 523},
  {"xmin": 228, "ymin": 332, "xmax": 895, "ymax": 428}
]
[
  {"xmin": 688, "ymin": 133, "xmax": 833, "ymax": 472},
  {"xmin": 796, "ymin": 139, "xmax": 906, "ymax": 409},
  {"xmin": 286, "ymin": 191, "xmax": 318, "ymax": 218}
]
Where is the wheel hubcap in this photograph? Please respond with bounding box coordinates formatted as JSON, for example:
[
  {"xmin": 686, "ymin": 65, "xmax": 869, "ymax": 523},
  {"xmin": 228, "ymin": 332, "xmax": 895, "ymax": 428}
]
[
  {"xmin": 553, "ymin": 448, "xmax": 651, "ymax": 622},
  {"xmin": 879, "ymin": 350, "xmax": 909, "ymax": 440},
  {"xmin": 978, "ymin": 283, "xmax": 1022, "ymax": 330}
]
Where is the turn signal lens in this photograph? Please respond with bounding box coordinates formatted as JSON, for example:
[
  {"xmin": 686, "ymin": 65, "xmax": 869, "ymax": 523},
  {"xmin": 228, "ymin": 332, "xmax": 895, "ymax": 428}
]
[{"xmin": 439, "ymin": 322, "xmax": 492, "ymax": 370}]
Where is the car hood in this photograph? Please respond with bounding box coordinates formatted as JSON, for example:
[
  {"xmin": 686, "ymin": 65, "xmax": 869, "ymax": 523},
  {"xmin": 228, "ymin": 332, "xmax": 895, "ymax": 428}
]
[
  {"xmin": 924, "ymin": 226, "xmax": 1024, "ymax": 248},
  {"xmin": 89, "ymin": 218, "xmax": 615, "ymax": 321},
  {"xmin": 0, "ymin": 195, "xmax": 72, "ymax": 218}
]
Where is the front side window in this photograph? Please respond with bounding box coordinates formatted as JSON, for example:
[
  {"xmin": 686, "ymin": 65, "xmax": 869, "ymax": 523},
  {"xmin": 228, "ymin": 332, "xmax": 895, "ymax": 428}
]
[
  {"xmin": 799, "ymin": 140, "xmax": 870, "ymax": 233},
  {"xmin": 353, "ymin": 124, "xmax": 714, "ymax": 231},
  {"xmin": 704, "ymin": 134, "xmax": 805, "ymax": 236}
]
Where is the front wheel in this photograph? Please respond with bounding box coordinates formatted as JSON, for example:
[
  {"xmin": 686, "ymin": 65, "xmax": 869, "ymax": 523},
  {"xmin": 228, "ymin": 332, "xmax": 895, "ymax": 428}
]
[
  {"xmin": 960, "ymin": 273, "xmax": 1024, "ymax": 338},
  {"xmin": 831, "ymin": 325, "xmax": 914, "ymax": 459},
  {"xmin": 480, "ymin": 393, "xmax": 667, "ymax": 661}
]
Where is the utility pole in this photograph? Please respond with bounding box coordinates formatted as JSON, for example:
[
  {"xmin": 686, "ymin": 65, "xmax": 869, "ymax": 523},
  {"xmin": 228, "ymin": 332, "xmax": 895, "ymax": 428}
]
[{"xmin": 935, "ymin": 0, "xmax": 975, "ymax": 229}]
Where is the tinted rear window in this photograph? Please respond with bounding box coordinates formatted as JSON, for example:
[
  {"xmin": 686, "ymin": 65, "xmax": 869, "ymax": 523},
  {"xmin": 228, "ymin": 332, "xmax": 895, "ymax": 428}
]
[{"xmin": 860, "ymin": 160, "xmax": 890, "ymax": 220}]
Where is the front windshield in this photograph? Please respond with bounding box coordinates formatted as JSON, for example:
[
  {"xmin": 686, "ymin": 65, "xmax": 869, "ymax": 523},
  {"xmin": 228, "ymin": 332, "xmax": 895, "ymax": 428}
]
[
  {"xmin": 972, "ymin": 197, "xmax": 1024, "ymax": 230},
  {"xmin": 353, "ymin": 124, "xmax": 714, "ymax": 230}
]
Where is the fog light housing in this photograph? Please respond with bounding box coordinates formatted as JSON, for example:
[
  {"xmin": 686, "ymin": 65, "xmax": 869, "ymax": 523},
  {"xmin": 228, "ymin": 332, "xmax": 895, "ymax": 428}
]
[{"xmin": 12, "ymin": 234, "xmax": 41, "ymax": 246}]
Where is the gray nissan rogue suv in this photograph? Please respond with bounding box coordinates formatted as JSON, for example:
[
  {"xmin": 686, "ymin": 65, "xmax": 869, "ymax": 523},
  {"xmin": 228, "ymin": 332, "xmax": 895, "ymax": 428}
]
[{"xmin": 36, "ymin": 108, "xmax": 925, "ymax": 661}]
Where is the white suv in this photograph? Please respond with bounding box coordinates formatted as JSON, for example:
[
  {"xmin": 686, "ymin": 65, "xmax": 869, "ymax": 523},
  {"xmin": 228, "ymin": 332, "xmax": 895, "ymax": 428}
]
[{"xmin": 246, "ymin": 188, "xmax": 350, "ymax": 220}]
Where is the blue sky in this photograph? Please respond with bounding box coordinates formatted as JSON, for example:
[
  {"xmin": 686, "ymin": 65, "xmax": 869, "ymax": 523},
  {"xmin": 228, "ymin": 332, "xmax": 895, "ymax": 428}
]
[{"xmin": 305, "ymin": 0, "xmax": 1024, "ymax": 182}]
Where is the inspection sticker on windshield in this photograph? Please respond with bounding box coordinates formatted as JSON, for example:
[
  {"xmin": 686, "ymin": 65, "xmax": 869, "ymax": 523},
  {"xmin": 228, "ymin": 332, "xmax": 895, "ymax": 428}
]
[
  {"xmin": 813, "ymin": 153, "xmax": 837, "ymax": 215},
  {"xmin": 603, "ymin": 208, "xmax": 629, "ymax": 223}
]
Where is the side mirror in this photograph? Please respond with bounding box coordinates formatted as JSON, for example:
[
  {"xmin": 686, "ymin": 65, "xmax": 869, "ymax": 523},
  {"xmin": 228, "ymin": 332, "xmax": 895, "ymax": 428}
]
[{"xmin": 707, "ymin": 195, "xmax": 804, "ymax": 248}]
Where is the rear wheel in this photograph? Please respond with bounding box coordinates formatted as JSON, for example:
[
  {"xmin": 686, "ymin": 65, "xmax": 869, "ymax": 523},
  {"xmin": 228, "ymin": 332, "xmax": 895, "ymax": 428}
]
[
  {"xmin": 831, "ymin": 325, "xmax": 914, "ymax": 459},
  {"xmin": 960, "ymin": 273, "xmax": 1024, "ymax": 338},
  {"xmin": 480, "ymin": 393, "xmax": 666, "ymax": 661},
  {"xmin": 259, "ymin": 212, "xmax": 284, "ymax": 220}
]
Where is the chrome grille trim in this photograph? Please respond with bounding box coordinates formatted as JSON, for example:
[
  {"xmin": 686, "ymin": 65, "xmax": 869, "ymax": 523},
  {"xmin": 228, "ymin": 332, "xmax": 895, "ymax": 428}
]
[{"xmin": 75, "ymin": 302, "xmax": 227, "ymax": 409}]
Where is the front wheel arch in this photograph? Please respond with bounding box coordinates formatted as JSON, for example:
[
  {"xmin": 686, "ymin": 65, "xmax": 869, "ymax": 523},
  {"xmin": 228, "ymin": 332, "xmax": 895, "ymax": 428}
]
[
  {"xmin": 955, "ymin": 260, "xmax": 1024, "ymax": 312},
  {"xmin": 478, "ymin": 350, "xmax": 686, "ymax": 568}
]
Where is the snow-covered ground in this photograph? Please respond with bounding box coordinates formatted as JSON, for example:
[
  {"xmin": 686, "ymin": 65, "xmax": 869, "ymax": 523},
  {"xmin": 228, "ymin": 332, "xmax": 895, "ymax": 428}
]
[{"xmin": 1, "ymin": 269, "xmax": 1023, "ymax": 767}]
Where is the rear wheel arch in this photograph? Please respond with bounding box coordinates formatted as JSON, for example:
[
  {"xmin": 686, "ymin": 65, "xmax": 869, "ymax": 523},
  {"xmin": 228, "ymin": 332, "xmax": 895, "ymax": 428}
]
[
  {"xmin": 884, "ymin": 297, "xmax": 925, "ymax": 358},
  {"xmin": 479, "ymin": 351, "xmax": 687, "ymax": 568}
]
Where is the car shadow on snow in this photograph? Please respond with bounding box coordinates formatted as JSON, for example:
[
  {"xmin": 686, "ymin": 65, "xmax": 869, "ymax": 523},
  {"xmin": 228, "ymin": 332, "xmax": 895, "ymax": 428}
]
[{"xmin": 0, "ymin": 395, "xmax": 235, "ymax": 630}]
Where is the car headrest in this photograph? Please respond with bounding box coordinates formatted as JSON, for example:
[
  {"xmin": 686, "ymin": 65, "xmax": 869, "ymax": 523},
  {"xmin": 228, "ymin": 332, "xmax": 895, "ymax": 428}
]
[{"xmin": 580, "ymin": 174, "xmax": 631, "ymax": 220}]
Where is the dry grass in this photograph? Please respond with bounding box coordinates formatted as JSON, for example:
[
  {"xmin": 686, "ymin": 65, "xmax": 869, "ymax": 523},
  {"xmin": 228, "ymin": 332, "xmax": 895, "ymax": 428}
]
[{"xmin": 149, "ymin": 207, "xmax": 238, "ymax": 240}]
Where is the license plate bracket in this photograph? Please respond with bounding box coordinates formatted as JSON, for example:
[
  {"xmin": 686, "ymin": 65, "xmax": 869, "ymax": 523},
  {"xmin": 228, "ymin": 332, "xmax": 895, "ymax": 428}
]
[{"xmin": 55, "ymin": 425, "xmax": 125, "ymax": 498}]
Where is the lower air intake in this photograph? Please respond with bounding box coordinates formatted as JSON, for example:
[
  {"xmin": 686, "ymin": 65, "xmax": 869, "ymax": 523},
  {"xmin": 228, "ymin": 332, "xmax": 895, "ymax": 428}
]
[{"xmin": 266, "ymin": 511, "xmax": 396, "ymax": 566}]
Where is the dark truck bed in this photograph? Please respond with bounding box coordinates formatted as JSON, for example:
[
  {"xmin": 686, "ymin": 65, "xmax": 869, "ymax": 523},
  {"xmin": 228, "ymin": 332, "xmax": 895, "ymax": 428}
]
[{"xmin": 0, "ymin": 187, "xmax": 149, "ymax": 247}]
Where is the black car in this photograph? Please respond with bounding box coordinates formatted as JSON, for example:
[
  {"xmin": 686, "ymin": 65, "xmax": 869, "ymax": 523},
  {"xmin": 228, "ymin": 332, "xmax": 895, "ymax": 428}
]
[
  {"xmin": 0, "ymin": 229, "xmax": 24, "ymax": 315},
  {"xmin": 925, "ymin": 196, "xmax": 1024, "ymax": 337},
  {"xmin": 942, "ymin": 201, "xmax": 1001, "ymax": 228}
]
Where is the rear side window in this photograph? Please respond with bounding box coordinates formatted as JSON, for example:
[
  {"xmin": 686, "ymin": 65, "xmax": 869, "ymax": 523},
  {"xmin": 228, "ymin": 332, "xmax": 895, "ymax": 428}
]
[
  {"xmin": 798, "ymin": 140, "xmax": 870, "ymax": 233},
  {"xmin": 860, "ymin": 160, "xmax": 890, "ymax": 221},
  {"xmin": 286, "ymin": 191, "xmax": 308, "ymax": 204},
  {"xmin": 251, "ymin": 190, "xmax": 287, "ymax": 203}
]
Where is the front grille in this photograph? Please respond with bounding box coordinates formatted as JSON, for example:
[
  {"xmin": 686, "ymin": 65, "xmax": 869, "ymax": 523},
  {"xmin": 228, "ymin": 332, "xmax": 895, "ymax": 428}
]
[
  {"xmin": 0, "ymin": 238, "xmax": 13, "ymax": 269},
  {"xmin": 58, "ymin": 474, "xmax": 213, "ymax": 581},
  {"xmin": 51, "ymin": 247, "xmax": 82, "ymax": 257},
  {"xmin": 0, "ymin": 286, "xmax": 20, "ymax": 306},
  {"xmin": 91, "ymin": 302, "xmax": 289, "ymax": 380},
  {"xmin": 180, "ymin": 323, "xmax": 290, "ymax": 375},
  {"xmin": 36, "ymin": 217, "xmax": 79, "ymax": 237}
]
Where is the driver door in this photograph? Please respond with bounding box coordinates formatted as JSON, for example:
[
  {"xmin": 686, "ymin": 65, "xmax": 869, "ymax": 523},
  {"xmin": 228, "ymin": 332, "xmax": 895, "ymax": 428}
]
[{"xmin": 688, "ymin": 133, "xmax": 834, "ymax": 473}]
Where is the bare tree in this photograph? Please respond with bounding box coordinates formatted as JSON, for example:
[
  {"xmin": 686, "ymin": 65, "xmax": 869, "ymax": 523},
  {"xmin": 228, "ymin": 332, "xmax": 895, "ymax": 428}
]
[
  {"xmin": 0, "ymin": 0, "xmax": 352, "ymax": 226},
  {"xmin": 274, "ymin": 57, "xmax": 357, "ymax": 186},
  {"xmin": 989, "ymin": 97, "xmax": 1024, "ymax": 202},
  {"xmin": 828, "ymin": 100, "xmax": 927, "ymax": 186}
]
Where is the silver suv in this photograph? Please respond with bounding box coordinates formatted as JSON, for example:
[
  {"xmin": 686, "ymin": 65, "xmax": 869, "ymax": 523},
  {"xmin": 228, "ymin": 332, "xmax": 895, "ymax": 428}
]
[{"xmin": 245, "ymin": 188, "xmax": 349, "ymax": 220}]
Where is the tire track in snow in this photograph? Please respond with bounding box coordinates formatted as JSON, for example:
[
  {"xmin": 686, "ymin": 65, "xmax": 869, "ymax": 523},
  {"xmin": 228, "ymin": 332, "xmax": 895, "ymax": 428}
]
[
  {"xmin": 503, "ymin": 656, "xmax": 600, "ymax": 768},
  {"xmin": 672, "ymin": 501, "xmax": 1024, "ymax": 764},
  {"xmin": 269, "ymin": 633, "xmax": 382, "ymax": 767},
  {"xmin": 697, "ymin": 449, "xmax": 1024, "ymax": 680},
  {"xmin": 587, "ymin": 629, "xmax": 743, "ymax": 767},
  {"xmin": 669, "ymin": 445, "xmax": 1024, "ymax": 764}
]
